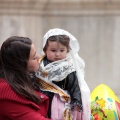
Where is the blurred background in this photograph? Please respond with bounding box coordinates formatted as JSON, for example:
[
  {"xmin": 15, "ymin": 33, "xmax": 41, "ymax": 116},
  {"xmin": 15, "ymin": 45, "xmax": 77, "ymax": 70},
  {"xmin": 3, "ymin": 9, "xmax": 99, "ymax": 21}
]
[{"xmin": 0, "ymin": 0, "xmax": 120, "ymax": 98}]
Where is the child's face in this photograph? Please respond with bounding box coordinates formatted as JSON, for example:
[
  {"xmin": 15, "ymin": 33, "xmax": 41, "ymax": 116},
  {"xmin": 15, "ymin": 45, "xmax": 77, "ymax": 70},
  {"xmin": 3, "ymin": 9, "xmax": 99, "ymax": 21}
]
[{"xmin": 45, "ymin": 41, "xmax": 68, "ymax": 62}]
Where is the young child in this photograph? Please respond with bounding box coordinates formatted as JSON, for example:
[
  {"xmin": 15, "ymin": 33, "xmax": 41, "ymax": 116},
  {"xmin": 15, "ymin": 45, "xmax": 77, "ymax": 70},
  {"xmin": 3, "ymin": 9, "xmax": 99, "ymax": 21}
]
[{"xmin": 36, "ymin": 28, "xmax": 91, "ymax": 120}]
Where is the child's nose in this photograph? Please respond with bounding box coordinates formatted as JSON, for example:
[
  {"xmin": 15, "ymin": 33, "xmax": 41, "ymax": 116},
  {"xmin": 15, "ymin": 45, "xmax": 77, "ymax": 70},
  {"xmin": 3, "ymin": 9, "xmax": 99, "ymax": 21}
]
[{"xmin": 55, "ymin": 51, "xmax": 60, "ymax": 56}]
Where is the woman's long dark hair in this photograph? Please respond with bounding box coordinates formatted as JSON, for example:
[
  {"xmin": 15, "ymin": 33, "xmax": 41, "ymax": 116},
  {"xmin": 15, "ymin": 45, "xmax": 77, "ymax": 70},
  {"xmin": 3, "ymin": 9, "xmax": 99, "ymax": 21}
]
[{"xmin": 0, "ymin": 36, "xmax": 40, "ymax": 104}]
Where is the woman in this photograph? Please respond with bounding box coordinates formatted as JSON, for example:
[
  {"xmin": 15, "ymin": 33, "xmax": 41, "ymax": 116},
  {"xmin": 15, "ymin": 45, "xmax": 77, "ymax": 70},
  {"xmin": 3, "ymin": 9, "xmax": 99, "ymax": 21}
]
[{"xmin": 0, "ymin": 36, "xmax": 51, "ymax": 120}]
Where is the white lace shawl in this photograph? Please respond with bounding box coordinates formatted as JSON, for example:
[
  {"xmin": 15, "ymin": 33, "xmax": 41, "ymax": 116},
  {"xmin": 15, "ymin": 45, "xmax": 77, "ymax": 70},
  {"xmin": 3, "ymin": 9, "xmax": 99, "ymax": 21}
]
[{"xmin": 37, "ymin": 55, "xmax": 75, "ymax": 82}]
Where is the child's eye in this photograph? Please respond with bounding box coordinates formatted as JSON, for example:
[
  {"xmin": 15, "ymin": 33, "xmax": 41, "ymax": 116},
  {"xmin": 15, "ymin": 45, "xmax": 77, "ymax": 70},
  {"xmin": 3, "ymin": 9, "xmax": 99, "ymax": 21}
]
[
  {"xmin": 61, "ymin": 50, "xmax": 65, "ymax": 52},
  {"xmin": 51, "ymin": 50, "xmax": 56, "ymax": 52}
]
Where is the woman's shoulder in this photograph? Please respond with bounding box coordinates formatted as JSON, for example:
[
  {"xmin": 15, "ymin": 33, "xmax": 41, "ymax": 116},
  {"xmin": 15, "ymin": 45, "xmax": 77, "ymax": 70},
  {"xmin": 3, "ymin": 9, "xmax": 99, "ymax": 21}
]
[
  {"xmin": 0, "ymin": 78, "xmax": 10, "ymax": 90},
  {"xmin": 0, "ymin": 78, "xmax": 49, "ymax": 104},
  {"xmin": 0, "ymin": 79, "xmax": 16, "ymax": 99}
]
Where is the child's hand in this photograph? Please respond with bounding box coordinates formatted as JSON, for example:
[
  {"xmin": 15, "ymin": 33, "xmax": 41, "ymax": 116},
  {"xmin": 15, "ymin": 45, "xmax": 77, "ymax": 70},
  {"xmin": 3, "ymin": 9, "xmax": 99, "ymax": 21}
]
[{"xmin": 71, "ymin": 102, "xmax": 83, "ymax": 112}]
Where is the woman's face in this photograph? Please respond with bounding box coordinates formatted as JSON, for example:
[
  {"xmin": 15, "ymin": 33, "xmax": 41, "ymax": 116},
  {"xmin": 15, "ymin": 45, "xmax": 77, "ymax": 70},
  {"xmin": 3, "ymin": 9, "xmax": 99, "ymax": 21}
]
[{"xmin": 27, "ymin": 44, "xmax": 40, "ymax": 72}]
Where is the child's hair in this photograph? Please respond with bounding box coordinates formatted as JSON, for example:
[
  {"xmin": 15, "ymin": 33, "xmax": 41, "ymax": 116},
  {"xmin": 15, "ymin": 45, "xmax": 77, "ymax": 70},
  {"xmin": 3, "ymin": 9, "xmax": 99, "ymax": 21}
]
[{"xmin": 43, "ymin": 35, "xmax": 70, "ymax": 52}]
